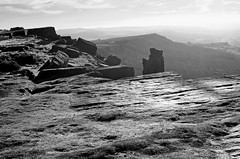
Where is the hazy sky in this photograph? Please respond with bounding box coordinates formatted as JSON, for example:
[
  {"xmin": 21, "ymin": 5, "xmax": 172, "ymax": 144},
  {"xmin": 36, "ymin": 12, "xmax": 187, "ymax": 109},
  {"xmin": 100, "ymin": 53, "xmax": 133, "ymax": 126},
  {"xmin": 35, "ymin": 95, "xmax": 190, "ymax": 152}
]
[{"xmin": 1, "ymin": 0, "xmax": 240, "ymax": 30}]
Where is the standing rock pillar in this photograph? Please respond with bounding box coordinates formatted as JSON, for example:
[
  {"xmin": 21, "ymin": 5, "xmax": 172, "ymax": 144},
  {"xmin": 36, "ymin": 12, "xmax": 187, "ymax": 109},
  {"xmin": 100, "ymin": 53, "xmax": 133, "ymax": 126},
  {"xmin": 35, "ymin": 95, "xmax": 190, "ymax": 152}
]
[{"xmin": 142, "ymin": 48, "xmax": 164, "ymax": 75}]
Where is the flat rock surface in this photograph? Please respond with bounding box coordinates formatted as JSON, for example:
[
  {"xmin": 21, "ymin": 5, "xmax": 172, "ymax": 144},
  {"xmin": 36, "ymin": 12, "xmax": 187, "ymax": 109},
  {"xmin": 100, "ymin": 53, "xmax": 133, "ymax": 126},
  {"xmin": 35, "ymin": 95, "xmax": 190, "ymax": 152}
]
[{"xmin": 1, "ymin": 71, "xmax": 240, "ymax": 159}]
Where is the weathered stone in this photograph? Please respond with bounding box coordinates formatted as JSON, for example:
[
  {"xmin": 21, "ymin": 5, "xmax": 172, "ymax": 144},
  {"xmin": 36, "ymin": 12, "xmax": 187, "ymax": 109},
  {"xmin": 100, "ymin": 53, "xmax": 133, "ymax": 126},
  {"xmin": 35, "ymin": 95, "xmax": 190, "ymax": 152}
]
[
  {"xmin": 27, "ymin": 27, "xmax": 59, "ymax": 41},
  {"xmin": 104, "ymin": 55, "xmax": 121, "ymax": 66},
  {"xmin": 61, "ymin": 36, "xmax": 73, "ymax": 45},
  {"xmin": 12, "ymin": 53, "xmax": 37, "ymax": 66},
  {"xmin": 142, "ymin": 48, "xmax": 164, "ymax": 75},
  {"xmin": 12, "ymin": 30, "xmax": 26, "ymax": 37},
  {"xmin": 55, "ymin": 39, "xmax": 67, "ymax": 45},
  {"xmin": 10, "ymin": 27, "xmax": 24, "ymax": 31},
  {"xmin": 2, "ymin": 46, "xmax": 29, "ymax": 52},
  {"xmin": 39, "ymin": 51, "xmax": 69, "ymax": 70},
  {"xmin": 90, "ymin": 65, "xmax": 134, "ymax": 80},
  {"xmin": 73, "ymin": 38, "xmax": 97, "ymax": 56},
  {"xmin": 49, "ymin": 45, "xmax": 80, "ymax": 58},
  {"xmin": 0, "ymin": 59, "xmax": 20, "ymax": 72},
  {"xmin": 34, "ymin": 67, "xmax": 90, "ymax": 83}
]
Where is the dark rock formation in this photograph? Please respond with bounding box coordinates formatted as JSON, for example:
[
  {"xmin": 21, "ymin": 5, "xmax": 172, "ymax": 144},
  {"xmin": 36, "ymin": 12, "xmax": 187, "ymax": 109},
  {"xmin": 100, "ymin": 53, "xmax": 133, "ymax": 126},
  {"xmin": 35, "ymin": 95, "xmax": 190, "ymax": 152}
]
[
  {"xmin": 10, "ymin": 27, "xmax": 24, "ymax": 31},
  {"xmin": 12, "ymin": 53, "xmax": 37, "ymax": 66},
  {"xmin": 104, "ymin": 55, "xmax": 121, "ymax": 66},
  {"xmin": 90, "ymin": 65, "xmax": 134, "ymax": 80},
  {"xmin": 142, "ymin": 48, "xmax": 164, "ymax": 75},
  {"xmin": 49, "ymin": 45, "xmax": 80, "ymax": 58},
  {"xmin": 12, "ymin": 30, "xmax": 26, "ymax": 37},
  {"xmin": 61, "ymin": 36, "xmax": 73, "ymax": 45},
  {"xmin": 73, "ymin": 38, "xmax": 97, "ymax": 56},
  {"xmin": 2, "ymin": 46, "xmax": 29, "ymax": 52},
  {"xmin": 0, "ymin": 59, "xmax": 20, "ymax": 72},
  {"xmin": 27, "ymin": 27, "xmax": 59, "ymax": 40},
  {"xmin": 34, "ymin": 67, "xmax": 89, "ymax": 83},
  {"xmin": 39, "ymin": 51, "xmax": 69, "ymax": 70}
]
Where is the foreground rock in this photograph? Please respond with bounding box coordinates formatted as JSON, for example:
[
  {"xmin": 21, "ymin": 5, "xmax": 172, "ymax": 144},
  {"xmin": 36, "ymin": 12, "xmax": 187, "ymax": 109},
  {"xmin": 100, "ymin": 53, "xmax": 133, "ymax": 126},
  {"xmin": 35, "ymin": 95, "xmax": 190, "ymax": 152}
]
[
  {"xmin": 1, "ymin": 72, "xmax": 240, "ymax": 159},
  {"xmin": 143, "ymin": 48, "xmax": 165, "ymax": 75}
]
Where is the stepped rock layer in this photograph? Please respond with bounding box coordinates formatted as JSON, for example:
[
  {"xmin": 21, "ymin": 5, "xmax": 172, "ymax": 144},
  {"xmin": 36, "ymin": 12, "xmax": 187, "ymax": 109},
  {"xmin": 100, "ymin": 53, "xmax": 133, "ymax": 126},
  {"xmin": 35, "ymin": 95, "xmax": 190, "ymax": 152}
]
[{"xmin": 1, "ymin": 71, "xmax": 240, "ymax": 159}]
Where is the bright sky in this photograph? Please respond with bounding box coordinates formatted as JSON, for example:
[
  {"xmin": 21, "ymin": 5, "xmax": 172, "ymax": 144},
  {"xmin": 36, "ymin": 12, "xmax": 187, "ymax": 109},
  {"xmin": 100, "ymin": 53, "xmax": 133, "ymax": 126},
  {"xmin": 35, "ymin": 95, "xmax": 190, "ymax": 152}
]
[{"xmin": 1, "ymin": 0, "xmax": 240, "ymax": 30}]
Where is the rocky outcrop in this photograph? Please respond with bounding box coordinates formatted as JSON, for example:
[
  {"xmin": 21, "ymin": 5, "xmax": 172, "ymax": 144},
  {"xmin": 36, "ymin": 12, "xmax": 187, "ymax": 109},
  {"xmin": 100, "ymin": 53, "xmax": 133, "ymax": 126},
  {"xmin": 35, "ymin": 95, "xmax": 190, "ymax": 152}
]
[
  {"xmin": 39, "ymin": 51, "xmax": 69, "ymax": 70},
  {"xmin": 142, "ymin": 48, "xmax": 164, "ymax": 75},
  {"xmin": 104, "ymin": 55, "xmax": 121, "ymax": 66},
  {"xmin": 27, "ymin": 27, "xmax": 59, "ymax": 40},
  {"xmin": 73, "ymin": 38, "xmax": 97, "ymax": 56},
  {"xmin": 90, "ymin": 65, "xmax": 134, "ymax": 80},
  {"xmin": 49, "ymin": 45, "xmax": 81, "ymax": 58}
]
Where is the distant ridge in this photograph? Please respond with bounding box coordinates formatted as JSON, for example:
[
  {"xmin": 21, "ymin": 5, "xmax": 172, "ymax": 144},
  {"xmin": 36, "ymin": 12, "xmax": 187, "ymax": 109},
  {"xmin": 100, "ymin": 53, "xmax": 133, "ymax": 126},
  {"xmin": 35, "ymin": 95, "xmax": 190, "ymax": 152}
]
[{"xmin": 96, "ymin": 33, "xmax": 240, "ymax": 78}]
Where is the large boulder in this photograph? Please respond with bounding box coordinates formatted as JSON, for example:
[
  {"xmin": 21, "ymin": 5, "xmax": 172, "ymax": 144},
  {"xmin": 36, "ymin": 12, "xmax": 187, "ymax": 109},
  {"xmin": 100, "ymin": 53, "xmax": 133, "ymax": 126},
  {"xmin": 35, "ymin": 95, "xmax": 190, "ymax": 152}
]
[
  {"xmin": 49, "ymin": 45, "xmax": 80, "ymax": 58},
  {"xmin": 73, "ymin": 38, "xmax": 97, "ymax": 56},
  {"xmin": 27, "ymin": 27, "xmax": 59, "ymax": 41},
  {"xmin": 39, "ymin": 51, "xmax": 69, "ymax": 70},
  {"xmin": 142, "ymin": 48, "xmax": 164, "ymax": 75},
  {"xmin": 90, "ymin": 65, "xmax": 134, "ymax": 80},
  {"xmin": 104, "ymin": 55, "xmax": 121, "ymax": 66}
]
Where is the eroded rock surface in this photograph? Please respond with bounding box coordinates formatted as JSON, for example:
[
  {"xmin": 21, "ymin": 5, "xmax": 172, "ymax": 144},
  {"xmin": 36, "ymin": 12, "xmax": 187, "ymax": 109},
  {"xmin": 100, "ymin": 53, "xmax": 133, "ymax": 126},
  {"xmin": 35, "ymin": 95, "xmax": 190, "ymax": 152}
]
[{"xmin": 1, "ymin": 71, "xmax": 240, "ymax": 159}]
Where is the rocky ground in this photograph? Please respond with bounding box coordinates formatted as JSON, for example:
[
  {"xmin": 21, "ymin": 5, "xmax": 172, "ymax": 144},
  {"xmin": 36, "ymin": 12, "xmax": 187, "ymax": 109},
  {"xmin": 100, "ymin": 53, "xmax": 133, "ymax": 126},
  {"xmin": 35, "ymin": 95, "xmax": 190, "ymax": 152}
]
[
  {"xmin": 1, "ymin": 70, "xmax": 240, "ymax": 158},
  {"xmin": 1, "ymin": 36, "xmax": 240, "ymax": 159}
]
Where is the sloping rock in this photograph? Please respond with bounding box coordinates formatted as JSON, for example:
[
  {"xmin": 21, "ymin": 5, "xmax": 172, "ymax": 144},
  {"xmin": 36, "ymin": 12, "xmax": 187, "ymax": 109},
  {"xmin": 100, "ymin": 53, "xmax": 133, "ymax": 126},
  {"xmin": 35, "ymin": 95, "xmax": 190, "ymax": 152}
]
[
  {"xmin": 34, "ymin": 67, "xmax": 90, "ymax": 83},
  {"xmin": 39, "ymin": 51, "xmax": 69, "ymax": 70},
  {"xmin": 104, "ymin": 55, "xmax": 121, "ymax": 66},
  {"xmin": 27, "ymin": 27, "xmax": 59, "ymax": 40},
  {"xmin": 143, "ymin": 48, "xmax": 164, "ymax": 75},
  {"xmin": 49, "ymin": 45, "xmax": 80, "ymax": 58},
  {"xmin": 73, "ymin": 37, "xmax": 97, "ymax": 56},
  {"xmin": 90, "ymin": 65, "xmax": 134, "ymax": 80}
]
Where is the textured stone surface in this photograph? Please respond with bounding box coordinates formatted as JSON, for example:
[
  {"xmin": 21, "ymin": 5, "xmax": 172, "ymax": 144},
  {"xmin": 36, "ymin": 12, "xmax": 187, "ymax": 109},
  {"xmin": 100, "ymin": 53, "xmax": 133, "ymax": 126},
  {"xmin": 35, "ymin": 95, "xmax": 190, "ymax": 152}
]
[{"xmin": 1, "ymin": 71, "xmax": 240, "ymax": 158}]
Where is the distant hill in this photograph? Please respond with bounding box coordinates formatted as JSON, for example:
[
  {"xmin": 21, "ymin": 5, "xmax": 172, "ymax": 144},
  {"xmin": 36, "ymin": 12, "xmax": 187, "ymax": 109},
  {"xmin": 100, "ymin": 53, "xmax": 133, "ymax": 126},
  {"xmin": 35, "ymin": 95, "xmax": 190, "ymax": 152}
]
[{"xmin": 95, "ymin": 34, "xmax": 240, "ymax": 79}]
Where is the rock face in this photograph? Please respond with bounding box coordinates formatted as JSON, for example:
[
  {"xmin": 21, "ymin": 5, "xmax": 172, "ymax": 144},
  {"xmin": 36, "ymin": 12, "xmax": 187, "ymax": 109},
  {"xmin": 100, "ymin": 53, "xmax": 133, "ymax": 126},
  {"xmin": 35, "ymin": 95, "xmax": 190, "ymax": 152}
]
[
  {"xmin": 74, "ymin": 37, "xmax": 97, "ymax": 56},
  {"xmin": 27, "ymin": 27, "xmax": 59, "ymax": 40},
  {"xmin": 142, "ymin": 48, "xmax": 164, "ymax": 75},
  {"xmin": 39, "ymin": 51, "xmax": 69, "ymax": 70},
  {"xmin": 104, "ymin": 55, "xmax": 121, "ymax": 66}
]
